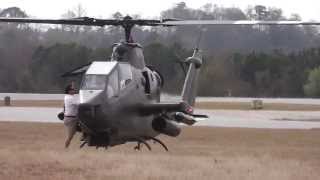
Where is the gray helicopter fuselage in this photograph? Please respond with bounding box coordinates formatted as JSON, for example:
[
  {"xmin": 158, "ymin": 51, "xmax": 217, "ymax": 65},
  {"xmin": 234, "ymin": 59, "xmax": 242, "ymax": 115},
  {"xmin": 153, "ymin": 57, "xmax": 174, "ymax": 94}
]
[{"xmin": 78, "ymin": 43, "xmax": 163, "ymax": 146}]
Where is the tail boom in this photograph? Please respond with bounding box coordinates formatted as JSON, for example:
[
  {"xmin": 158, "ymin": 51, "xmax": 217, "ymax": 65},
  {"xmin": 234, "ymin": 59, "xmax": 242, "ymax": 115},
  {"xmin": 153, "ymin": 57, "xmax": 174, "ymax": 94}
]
[{"xmin": 181, "ymin": 49, "xmax": 202, "ymax": 106}]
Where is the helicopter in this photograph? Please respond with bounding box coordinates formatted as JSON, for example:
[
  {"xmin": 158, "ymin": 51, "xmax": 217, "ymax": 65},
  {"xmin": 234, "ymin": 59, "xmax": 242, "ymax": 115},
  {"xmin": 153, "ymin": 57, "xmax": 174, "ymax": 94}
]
[{"xmin": 1, "ymin": 15, "xmax": 320, "ymax": 151}]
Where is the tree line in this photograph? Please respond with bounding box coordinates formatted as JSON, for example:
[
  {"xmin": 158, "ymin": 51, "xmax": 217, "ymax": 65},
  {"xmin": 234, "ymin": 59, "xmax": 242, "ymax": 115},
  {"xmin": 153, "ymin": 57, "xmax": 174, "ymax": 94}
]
[{"xmin": 1, "ymin": 3, "xmax": 320, "ymax": 97}]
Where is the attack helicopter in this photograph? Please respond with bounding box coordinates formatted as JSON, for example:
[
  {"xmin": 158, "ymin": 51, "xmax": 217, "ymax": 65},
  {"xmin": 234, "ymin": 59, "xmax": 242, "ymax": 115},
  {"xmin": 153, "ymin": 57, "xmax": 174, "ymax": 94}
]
[{"xmin": 1, "ymin": 15, "xmax": 320, "ymax": 151}]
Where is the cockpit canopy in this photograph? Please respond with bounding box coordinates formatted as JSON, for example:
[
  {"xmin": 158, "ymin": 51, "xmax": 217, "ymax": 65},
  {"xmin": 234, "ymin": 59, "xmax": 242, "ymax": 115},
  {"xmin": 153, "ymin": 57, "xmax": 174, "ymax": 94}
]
[
  {"xmin": 81, "ymin": 75, "xmax": 106, "ymax": 90},
  {"xmin": 81, "ymin": 61, "xmax": 133, "ymax": 98}
]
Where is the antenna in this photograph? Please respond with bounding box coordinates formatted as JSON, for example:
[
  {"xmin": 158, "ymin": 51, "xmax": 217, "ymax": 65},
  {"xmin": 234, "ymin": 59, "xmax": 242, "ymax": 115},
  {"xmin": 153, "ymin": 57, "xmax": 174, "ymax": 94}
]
[
  {"xmin": 195, "ymin": 27, "xmax": 207, "ymax": 50},
  {"xmin": 194, "ymin": 15, "xmax": 207, "ymax": 50}
]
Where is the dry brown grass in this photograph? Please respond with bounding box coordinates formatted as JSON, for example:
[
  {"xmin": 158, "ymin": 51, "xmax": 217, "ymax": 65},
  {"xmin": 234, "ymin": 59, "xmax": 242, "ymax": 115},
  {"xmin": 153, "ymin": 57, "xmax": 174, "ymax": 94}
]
[{"xmin": 0, "ymin": 122, "xmax": 320, "ymax": 180}]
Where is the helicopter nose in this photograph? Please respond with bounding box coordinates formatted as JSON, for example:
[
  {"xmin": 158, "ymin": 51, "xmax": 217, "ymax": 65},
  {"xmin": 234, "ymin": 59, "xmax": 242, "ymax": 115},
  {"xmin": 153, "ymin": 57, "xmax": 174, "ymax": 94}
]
[
  {"xmin": 78, "ymin": 103, "xmax": 101, "ymax": 121},
  {"xmin": 78, "ymin": 103, "xmax": 106, "ymax": 133}
]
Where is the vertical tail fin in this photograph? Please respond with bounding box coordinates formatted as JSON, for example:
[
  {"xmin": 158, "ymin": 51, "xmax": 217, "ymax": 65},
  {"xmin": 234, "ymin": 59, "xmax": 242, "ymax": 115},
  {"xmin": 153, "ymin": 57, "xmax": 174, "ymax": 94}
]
[{"xmin": 181, "ymin": 49, "xmax": 202, "ymax": 106}]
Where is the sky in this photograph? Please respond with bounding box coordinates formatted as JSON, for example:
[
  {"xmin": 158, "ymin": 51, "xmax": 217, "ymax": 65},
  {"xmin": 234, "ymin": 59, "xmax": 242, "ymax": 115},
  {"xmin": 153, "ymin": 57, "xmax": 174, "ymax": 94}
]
[{"xmin": 1, "ymin": 0, "xmax": 320, "ymax": 21}]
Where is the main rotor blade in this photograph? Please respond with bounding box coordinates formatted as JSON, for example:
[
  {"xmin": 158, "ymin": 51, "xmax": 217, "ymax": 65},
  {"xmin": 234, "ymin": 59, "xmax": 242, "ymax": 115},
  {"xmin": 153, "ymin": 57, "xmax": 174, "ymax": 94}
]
[
  {"xmin": 160, "ymin": 20, "xmax": 320, "ymax": 26},
  {"xmin": 2, "ymin": 17, "xmax": 320, "ymax": 27},
  {"xmin": 0, "ymin": 17, "xmax": 119, "ymax": 26},
  {"xmin": 0, "ymin": 17, "xmax": 162, "ymax": 27}
]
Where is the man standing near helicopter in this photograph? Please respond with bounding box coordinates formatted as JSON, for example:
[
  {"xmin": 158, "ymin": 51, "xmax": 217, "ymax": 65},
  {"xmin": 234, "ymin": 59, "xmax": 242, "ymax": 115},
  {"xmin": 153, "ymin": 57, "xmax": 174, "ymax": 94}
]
[{"xmin": 63, "ymin": 83, "xmax": 80, "ymax": 148}]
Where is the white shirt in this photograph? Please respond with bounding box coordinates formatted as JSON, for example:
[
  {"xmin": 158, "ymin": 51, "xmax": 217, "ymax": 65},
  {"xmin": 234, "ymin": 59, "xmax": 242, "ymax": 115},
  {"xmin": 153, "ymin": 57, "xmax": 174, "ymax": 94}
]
[{"xmin": 64, "ymin": 94, "xmax": 79, "ymax": 116}]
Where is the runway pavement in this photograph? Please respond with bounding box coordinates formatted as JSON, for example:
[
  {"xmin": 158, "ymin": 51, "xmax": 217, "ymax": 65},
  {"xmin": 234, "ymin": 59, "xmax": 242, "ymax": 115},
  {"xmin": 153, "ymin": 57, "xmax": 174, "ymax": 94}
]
[{"xmin": 1, "ymin": 106, "xmax": 320, "ymax": 129}]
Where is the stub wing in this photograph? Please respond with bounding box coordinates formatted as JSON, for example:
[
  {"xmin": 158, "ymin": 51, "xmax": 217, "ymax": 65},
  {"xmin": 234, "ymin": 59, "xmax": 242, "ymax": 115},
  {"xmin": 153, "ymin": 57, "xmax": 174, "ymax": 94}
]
[
  {"xmin": 139, "ymin": 102, "xmax": 208, "ymax": 125},
  {"xmin": 139, "ymin": 102, "xmax": 191, "ymax": 114}
]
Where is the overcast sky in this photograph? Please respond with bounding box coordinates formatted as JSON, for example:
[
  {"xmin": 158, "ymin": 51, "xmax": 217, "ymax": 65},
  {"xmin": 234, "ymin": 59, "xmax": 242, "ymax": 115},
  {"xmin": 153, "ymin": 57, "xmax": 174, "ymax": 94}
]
[{"xmin": 1, "ymin": 0, "xmax": 320, "ymax": 20}]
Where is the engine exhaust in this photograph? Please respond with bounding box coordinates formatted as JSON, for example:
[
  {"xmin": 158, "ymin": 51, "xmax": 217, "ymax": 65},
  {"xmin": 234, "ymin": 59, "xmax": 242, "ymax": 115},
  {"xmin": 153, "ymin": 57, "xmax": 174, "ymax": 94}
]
[{"xmin": 152, "ymin": 116, "xmax": 181, "ymax": 137}]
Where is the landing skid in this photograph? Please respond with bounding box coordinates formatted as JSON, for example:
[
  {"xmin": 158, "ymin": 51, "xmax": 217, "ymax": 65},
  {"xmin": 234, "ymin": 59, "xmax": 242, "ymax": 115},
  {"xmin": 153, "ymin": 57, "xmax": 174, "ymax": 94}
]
[
  {"xmin": 78, "ymin": 129, "xmax": 168, "ymax": 151},
  {"xmin": 134, "ymin": 139, "xmax": 151, "ymax": 151},
  {"xmin": 134, "ymin": 137, "xmax": 169, "ymax": 151},
  {"xmin": 149, "ymin": 137, "xmax": 169, "ymax": 151}
]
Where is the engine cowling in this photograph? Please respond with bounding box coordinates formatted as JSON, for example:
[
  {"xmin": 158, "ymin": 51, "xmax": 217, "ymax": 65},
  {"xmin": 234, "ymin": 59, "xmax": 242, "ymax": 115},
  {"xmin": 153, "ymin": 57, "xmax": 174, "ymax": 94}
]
[{"xmin": 152, "ymin": 116, "xmax": 181, "ymax": 137}]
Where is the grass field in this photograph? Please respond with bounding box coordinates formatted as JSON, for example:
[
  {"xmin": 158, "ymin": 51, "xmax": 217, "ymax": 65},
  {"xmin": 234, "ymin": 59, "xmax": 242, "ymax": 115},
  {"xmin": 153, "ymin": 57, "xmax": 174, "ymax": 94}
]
[{"xmin": 0, "ymin": 122, "xmax": 319, "ymax": 180}]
